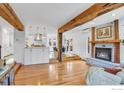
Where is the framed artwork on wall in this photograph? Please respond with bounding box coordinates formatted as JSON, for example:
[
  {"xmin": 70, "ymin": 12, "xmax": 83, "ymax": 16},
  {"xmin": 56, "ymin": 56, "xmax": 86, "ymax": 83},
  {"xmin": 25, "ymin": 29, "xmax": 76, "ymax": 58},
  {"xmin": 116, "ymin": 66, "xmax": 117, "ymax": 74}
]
[
  {"xmin": 96, "ymin": 26, "xmax": 112, "ymax": 39},
  {"xmin": 64, "ymin": 38, "xmax": 73, "ymax": 52}
]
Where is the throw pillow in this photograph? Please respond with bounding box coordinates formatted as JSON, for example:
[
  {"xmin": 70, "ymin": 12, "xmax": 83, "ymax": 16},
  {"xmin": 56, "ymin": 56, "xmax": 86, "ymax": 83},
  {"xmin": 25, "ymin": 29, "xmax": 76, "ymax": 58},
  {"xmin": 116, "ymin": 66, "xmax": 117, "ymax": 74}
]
[{"xmin": 104, "ymin": 68, "xmax": 122, "ymax": 75}]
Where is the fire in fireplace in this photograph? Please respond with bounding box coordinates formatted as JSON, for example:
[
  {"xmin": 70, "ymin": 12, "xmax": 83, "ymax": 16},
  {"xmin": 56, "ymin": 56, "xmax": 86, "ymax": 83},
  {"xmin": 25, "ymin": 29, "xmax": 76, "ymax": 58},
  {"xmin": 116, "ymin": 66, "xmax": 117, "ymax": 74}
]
[{"xmin": 95, "ymin": 48, "xmax": 112, "ymax": 61}]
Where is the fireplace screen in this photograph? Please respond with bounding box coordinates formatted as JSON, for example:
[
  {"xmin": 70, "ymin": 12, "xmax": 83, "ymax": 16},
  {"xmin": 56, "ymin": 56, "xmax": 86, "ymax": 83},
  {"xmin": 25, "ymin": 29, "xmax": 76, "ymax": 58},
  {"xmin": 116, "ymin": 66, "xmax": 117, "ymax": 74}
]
[{"xmin": 95, "ymin": 48, "xmax": 112, "ymax": 61}]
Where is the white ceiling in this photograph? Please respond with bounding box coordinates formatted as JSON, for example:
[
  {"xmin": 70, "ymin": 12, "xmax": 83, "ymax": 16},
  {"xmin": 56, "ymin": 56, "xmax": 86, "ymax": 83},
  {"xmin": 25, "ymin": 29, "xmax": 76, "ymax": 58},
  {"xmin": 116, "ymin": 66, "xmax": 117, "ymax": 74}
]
[
  {"xmin": 1, "ymin": 3, "xmax": 124, "ymax": 33},
  {"xmin": 11, "ymin": 3, "xmax": 93, "ymax": 28},
  {"xmin": 0, "ymin": 17, "xmax": 14, "ymax": 29}
]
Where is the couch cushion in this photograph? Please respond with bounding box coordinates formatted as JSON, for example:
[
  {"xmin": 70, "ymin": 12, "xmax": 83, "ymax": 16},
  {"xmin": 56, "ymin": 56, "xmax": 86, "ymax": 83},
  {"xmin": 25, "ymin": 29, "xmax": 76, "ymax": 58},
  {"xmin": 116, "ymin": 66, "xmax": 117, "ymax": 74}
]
[{"xmin": 116, "ymin": 71, "xmax": 124, "ymax": 84}]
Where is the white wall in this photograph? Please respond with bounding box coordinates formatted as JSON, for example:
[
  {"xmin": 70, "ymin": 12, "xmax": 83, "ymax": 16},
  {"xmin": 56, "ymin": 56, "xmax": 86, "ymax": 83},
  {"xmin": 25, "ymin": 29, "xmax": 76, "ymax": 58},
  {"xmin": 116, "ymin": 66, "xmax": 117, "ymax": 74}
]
[
  {"xmin": 81, "ymin": 29, "xmax": 91, "ymax": 59},
  {"xmin": 14, "ymin": 30, "xmax": 25, "ymax": 64},
  {"xmin": 1, "ymin": 28, "xmax": 14, "ymax": 58},
  {"xmin": 63, "ymin": 28, "xmax": 91, "ymax": 59},
  {"xmin": 0, "ymin": 17, "xmax": 25, "ymax": 64},
  {"xmin": 0, "ymin": 17, "xmax": 14, "ymax": 59},
  {"xmin": 119, "ymin": 17, "xmax": 124, "ymax": 64}
]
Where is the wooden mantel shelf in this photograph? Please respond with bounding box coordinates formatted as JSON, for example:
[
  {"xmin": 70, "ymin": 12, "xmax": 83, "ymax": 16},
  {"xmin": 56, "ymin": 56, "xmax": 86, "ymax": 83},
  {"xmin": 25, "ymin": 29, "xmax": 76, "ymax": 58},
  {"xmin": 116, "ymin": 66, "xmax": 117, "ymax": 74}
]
[{"xmin": 89, "ymin": 40, "xmax": 120, "ymax": 43}]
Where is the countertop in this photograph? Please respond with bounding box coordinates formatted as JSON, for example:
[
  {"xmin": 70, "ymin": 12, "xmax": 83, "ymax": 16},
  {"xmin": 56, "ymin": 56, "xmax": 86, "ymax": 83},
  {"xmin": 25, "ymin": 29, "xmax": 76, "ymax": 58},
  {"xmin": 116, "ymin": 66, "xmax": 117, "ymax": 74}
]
[{"xmin": 25, "ymin": 46, "xmax": 49, "ymax": 49}]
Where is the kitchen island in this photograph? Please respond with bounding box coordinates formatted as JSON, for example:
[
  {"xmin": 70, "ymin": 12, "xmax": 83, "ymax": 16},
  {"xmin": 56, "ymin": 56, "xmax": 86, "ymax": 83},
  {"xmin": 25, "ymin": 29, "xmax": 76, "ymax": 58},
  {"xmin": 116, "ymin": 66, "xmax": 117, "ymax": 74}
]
[{"xmin": 24, "ymin": 47, "xmax": 50, "ymax": 65}]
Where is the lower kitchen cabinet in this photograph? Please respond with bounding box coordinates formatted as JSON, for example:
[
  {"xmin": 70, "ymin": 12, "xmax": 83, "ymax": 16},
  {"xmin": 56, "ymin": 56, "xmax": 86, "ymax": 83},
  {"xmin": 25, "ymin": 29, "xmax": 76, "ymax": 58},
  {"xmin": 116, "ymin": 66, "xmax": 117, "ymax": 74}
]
[{"xmin": 24, "ymin": 47, "xmax": 49, "ymax": 65}]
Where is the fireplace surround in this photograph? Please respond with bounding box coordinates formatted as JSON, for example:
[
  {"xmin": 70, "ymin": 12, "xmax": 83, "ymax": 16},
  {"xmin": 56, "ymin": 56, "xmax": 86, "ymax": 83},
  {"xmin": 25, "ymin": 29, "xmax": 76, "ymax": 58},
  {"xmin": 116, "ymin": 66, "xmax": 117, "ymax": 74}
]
[
  {"xmin": 90, "ymin": 20, "xmax": 120, "ymax": 63},
  {"xmin": 95, "ymin": 48, "xmax": 112, "ymax": 61}
]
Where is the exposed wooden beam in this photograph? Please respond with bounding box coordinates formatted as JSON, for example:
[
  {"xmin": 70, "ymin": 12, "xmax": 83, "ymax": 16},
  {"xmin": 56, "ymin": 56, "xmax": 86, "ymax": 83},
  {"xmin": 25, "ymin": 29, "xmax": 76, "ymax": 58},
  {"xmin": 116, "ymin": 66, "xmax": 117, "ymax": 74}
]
[
  {"xmin": 58, "ymin": 32, "xmax": 63, "ymax": 62},
  {"xmin": 0, "ymin": 3, "xmax": 24, "ymax": 31},
  {"xmin": 114, "ymin": 20, "xmax": 119, "ymax": 41},
  {"xmin": 91, "ymin": 27, "xmax": 95, "ymax": 57},
  {"xmin": 59, "ymin": 3, "xmax": 124, "ymax": 33},
  {"xmin": 114, "ymin": 20, "xmax": 120, "ymax": 63}
]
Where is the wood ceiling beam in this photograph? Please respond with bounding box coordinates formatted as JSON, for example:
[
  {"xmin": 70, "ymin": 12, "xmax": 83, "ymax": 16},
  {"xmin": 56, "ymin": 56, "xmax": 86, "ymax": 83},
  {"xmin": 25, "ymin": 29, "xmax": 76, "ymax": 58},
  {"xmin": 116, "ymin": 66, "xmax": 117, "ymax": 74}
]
[
  {"xmin": 0, "ymin": 3, "xmax": 24, "ymax": 31},
  {"xmin": 58, "ymin": 3, "xmax": 124, "ymax": 33}
]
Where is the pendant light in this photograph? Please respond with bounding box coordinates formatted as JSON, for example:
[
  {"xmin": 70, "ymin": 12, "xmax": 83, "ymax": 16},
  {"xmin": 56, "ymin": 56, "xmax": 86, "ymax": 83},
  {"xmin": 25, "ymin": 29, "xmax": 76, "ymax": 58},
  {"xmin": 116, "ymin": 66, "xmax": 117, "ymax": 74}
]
[
  {"xmin": 35, "ymin": 26, "xmax": 42, "ymax": 41},
  {"xmin": 42, "ymin": 26, "xmax": 47, "ymax": 38}
]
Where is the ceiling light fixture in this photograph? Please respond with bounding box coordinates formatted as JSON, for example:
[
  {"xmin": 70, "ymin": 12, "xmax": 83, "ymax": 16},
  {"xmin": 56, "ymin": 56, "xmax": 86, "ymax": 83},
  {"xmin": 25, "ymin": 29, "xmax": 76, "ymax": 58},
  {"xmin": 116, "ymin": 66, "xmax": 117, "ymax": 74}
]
[{"xmin": 112, "ymin": 13, "xmax": 116, "ymax": 17}]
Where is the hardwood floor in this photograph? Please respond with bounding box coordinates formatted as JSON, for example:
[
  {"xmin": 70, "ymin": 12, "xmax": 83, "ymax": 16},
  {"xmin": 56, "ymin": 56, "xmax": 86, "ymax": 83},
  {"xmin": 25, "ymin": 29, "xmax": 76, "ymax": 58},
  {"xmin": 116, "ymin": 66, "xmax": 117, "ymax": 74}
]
[{"xmin": 14, "ymin": 60, "xmax": 90, "ymax": 85}]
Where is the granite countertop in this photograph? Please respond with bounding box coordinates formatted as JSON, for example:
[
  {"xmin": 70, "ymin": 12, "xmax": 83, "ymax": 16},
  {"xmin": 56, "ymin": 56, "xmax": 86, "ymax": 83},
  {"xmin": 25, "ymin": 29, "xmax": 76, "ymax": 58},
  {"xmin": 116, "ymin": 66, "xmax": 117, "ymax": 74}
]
[{"xmin": 0, "ymin": 61, "xmax": 15, "ymax": 82}]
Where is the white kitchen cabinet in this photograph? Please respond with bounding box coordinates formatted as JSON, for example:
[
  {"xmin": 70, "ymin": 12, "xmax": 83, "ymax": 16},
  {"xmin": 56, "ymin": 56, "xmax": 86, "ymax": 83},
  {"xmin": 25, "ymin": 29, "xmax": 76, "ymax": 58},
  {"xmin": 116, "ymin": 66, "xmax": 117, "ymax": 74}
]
[
  {"xmin": 24, "ymin": 48, "xmax": 31, "ymax": 65},
  {"xmin": 24, "ymin": 47, "xmax": 49, "ymax": 65}
]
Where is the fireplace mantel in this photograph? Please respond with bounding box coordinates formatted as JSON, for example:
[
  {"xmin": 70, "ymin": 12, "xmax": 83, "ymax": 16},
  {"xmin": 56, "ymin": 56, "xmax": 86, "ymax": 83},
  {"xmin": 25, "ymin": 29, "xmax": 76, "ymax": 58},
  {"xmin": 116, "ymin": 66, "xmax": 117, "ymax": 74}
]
[
  {"xmin": 90, "ymin": 20, "xmax": 120, "ymax": 63},
  {"xmin": 89, "ymin": 40, "xmax": 120, "ymax": 43}
]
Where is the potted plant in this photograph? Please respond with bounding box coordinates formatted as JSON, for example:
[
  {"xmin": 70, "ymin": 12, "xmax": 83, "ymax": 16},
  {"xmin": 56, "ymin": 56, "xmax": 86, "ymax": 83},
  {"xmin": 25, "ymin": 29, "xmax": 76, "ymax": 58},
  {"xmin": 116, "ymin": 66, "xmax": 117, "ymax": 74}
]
[{"xmin": 122, "ymin": 39, "xmax": 124, "ymax": 45}]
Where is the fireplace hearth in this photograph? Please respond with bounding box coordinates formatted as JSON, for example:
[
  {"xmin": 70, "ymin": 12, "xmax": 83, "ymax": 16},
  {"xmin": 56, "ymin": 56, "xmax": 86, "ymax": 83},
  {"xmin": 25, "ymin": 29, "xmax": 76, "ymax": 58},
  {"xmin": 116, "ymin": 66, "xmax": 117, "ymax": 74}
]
[{"xmin": 95, "ymin": 48, "xmax": 112, "ymax": 61}]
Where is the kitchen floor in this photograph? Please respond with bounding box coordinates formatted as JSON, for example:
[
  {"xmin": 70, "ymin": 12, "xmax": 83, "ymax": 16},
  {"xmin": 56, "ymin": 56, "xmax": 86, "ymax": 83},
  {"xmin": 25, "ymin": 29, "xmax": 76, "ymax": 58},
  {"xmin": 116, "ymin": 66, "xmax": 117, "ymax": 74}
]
[{"xmin": 14, "ymin": 60, "xmax": 90, "ymax": 85}]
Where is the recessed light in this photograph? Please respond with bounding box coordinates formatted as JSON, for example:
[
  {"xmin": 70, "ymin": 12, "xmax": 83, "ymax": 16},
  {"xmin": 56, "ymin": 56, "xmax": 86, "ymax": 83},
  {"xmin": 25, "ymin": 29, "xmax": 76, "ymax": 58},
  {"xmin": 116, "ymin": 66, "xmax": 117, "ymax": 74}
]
[{"xmin": 112, "ymin": 13, "xmax": 116, "ymax": 17}]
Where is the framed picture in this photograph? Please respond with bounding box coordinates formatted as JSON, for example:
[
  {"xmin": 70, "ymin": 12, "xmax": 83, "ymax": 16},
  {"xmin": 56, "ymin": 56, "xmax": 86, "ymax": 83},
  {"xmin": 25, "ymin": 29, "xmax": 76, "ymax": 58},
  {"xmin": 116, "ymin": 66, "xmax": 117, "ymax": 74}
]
[{"xmin": 96, "ymin": 26, "xmax": 112, "ymax": 39}]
